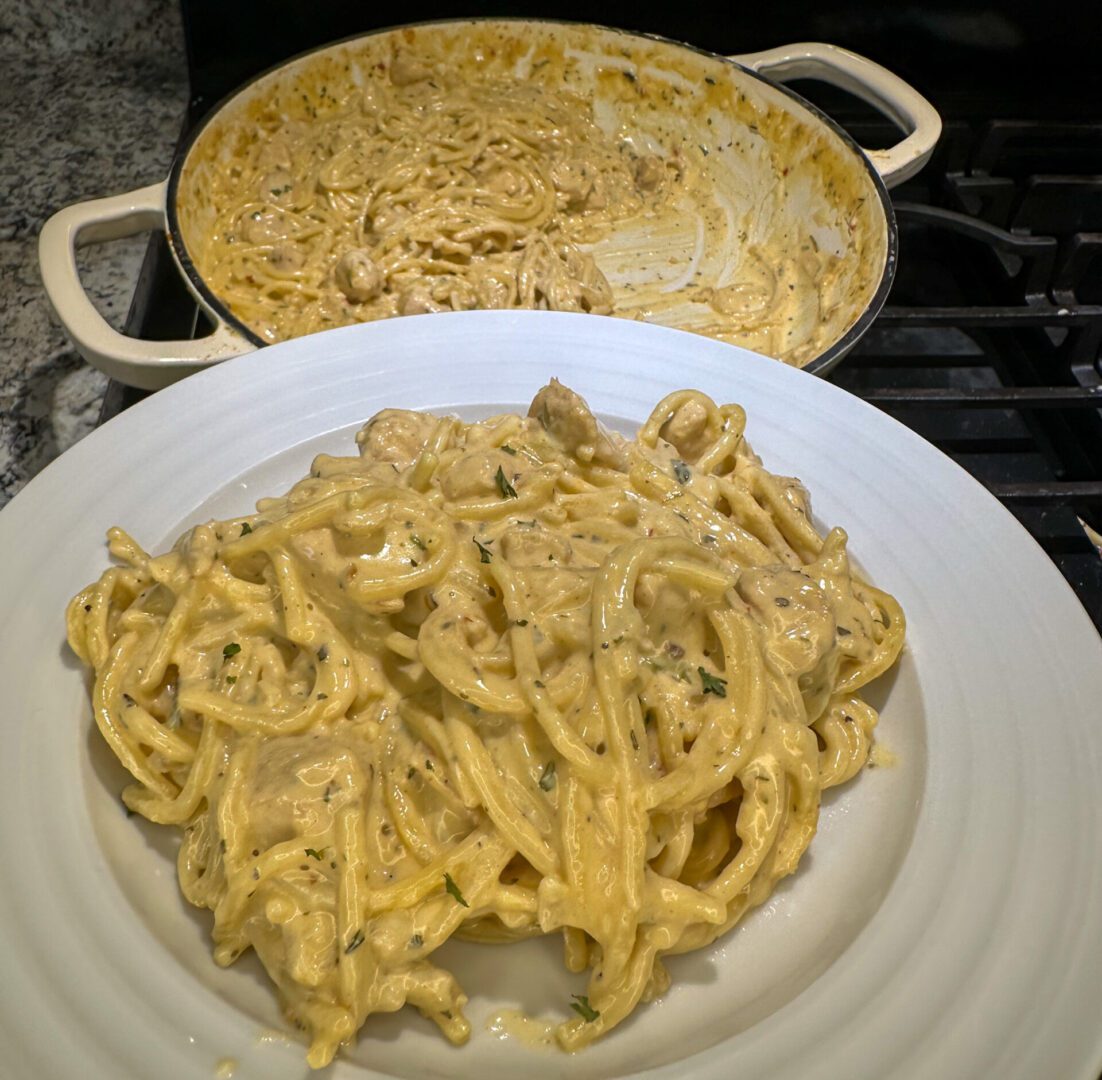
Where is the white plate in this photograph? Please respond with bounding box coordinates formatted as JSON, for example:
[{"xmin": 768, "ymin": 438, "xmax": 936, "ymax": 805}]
[{"xmin": 1, "ymin": 311, "xmax": 1100, "ymax": 1080}]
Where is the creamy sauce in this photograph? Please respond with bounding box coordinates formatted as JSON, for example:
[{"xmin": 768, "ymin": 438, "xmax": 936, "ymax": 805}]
[
  {"xmin": 869, "ymin": 744, "xmax": 898, "ymax": 769},
  {"xmin": 213, "ymin": 1058, "xmax": 237, "ymax": 1079},
  {"xmin": 486, "ymin": 1008, "xmax": 559, "ymax": 1049},
  {"xmin": 178, "ymin": 22, "xmax": 886, "ymax": 365}
]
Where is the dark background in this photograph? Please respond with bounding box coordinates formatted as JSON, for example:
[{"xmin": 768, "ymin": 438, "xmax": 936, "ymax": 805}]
[{"xmin": 180, "ymin": 0, "xmax": 1101, "ymax": 124}]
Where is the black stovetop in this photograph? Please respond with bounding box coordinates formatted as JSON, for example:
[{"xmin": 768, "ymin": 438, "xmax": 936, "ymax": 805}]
[{"xmin": 102, "ymin": 7, "xmax": 1102, "ymax": 632}]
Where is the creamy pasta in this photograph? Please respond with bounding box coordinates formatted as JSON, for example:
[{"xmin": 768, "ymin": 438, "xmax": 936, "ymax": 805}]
[
  {"xmin": 192, "ymin": 70, "xmax": 673, "ymax": 343},
  {"xmin": 68, "ymin": 381, "xmax": 904, "ymax": 1067}
]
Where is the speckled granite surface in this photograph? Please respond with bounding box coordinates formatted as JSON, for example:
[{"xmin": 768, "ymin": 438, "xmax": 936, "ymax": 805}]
[{"xmin": 0, "ymin": 0, "xmax": 188, "ymax": 508}]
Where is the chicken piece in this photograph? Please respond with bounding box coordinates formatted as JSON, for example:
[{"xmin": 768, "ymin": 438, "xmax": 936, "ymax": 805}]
[
  {"xmin": 335, "ymin": 250, "xmax": 383, "ymax": 303},
  {"xmin": 528, "ymin": 379, "xmax": 626, "ymax": 469},
  {"xmin": 260, "ymin": 168, "xmax": 297, "ymax": 204},
  {"xmin": 243, "ymin": 209, "xmax": 291, "ymax": 245},
  {"xmin": 356, "ymin": 409, "xmax": 438, "ymax": 469},
  {"xmin": 659, "ymin": 399, "xmax": 717, "ymax": 463},
  {"xmin": 399, "ymin": 282, "xmax": 450, "ymax": 315},
  {"xmin": 516, "ymin": 240, "xmax": 613, "ymax": 315},
  {"xmin": 368, "ymin": 202, "xmax": 408, "ymax": 236},
  {"xmin": 246, "ymin": 735, "xmax": 362, "ymax": 850},
  {"xmin": 736, "ymin": 566, "xmax": 839, "ymax": 718},
  {"xmin": 266, "ymin": 244, "xmax": 305, "ymax": 275},
  {"xmin": 256, "ymin": 138, "xmax": 293, "ymax": 173},
  {"xmin": 488, "ymin": 165, "xmax": 527, "ymax": 198},
  {"xmin": 500, "ymin": 523, "xmax": 572, "ymax": 566},
  {"xmin": 440, "ymin": 449, "xmax": 520, "ymax": 502},
  {"xmin": 389, "ymin": 51, "xmax": 432, "ymax": 86},
  {"xmin": 551, "ymin": 158, "xmax": 597, "ymax": 209}
]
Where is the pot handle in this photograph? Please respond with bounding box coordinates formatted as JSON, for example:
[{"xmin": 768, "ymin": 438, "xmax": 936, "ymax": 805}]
[
  {"xmin": 38, "ymin": 181, "xmax": 253, "ymax": 390},
  {"xmin": 729, "ymin": 42, "xmax": 941, "ymax": 188}
]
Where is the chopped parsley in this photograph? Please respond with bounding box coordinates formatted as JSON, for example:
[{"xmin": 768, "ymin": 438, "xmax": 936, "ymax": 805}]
[
  {"xmin": 344, "ymin": 929, "xmax": 365, "ymax": 954},
  {"xmin": 225, "ymin": 675, "xmax": 237, "ymax": 685},
  {"xmin": 495, "ymin": 465, "xmax": 518, "ymax": 499},
  {"xmin": 410, "ymin": 534, "xmax": 427, "ymax": 552},
  {"xmin": 304, "ymin": 848, "xmax": 325, "ymax": 860},
  {"xmin": 240, "ymin": 522, "xmax": 253, "ymax": 536},
  {"xmin": 673, "ymin": 460, "xmax": 692, "ymax": 484},
  {"xmin": 409, "ymin": 933, "xmax": 424, "ymax": 948},
  {"xmin": 444, "ymin": 872, "xmax": 469, "ymax": 908},
  {"xmin": 317, "ymin": 644, "xmax": 330, "ymax": 662},
  {"xmin": 698, "ymin": 668, "xmax": 728, "ymax": 697},
  {"xmin": 538, "ymin": 761, "xmax": 557, "ymax": 791},
  {"xmin": 474, "ymin": 538, "xmax": 493, "ymax": 563},
  {"xmin": 570, "ymin": 995, "xmax": 600, "ymax": 1022},
  {"xmin": 222, "ymin": 642, "xmax": 241, "ymax": 660},
  {"xmin": 630, "ymin": 729, "xmax": 639, "ymax": 751},
  {"xmin": 501, "ymin": 444, "xmax": 517, "ymax": 456}
]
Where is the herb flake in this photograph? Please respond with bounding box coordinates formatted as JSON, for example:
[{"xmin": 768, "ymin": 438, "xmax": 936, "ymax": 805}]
[
  {"xmin": 570, "ymin": 995, "xmax": 600, "ymax": 1022},
  {"xmin": 698, "ymin": 667, "xmax": 728, "ymax": 697},
  {"xmin": 222, "ymin": 642, "xmax": 241, "ymax": 660},
  {"xmin": 344, "ymin": 929, "xmax": 365, "ymax": 954},
  {"xmin": 495, "ymin": 466, "xmax": 518, "ymax": 499},
  {"xmin": 240, "ymin": 522, "xmax": 253, "ymax": 536},
  {"xmin": 538, "ymin": 761, "xmax": 557, "ymax": 791},
  {"xmin": 673, "ymin": 460, "xmax": 692, "ymax": 484},
  {"xmin": 305, "ymin": 848, "xmax": 325, "ymax": 860},
  {"xmin": 444, "ymin": 872, "xmax": 469, "ymax": 908},
  {"xmin": 474, "ymin": 538, "xmax": 493, "ymax": 563}
]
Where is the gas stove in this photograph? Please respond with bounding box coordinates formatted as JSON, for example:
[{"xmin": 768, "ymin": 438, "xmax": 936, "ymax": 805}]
[{"xmin": 829, "ymin": 114, "xmax": 1102, "ymax": 630}]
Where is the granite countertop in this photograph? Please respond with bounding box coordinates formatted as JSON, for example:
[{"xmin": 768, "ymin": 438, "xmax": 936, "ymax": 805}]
[{"xmin": 0, "ymin": 1, "xmax": 189, "ymax": 509}]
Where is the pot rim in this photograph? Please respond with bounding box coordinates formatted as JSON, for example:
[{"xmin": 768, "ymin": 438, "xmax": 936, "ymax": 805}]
[{"xmin": 165, "ymin": 16, "xmax": 898, "ymax": 378}]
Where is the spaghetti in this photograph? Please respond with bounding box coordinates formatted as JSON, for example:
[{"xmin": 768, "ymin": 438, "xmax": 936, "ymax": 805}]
[
  {"xmin": 67, "ymin": 381, "xmax": 904, "ymax": 1067},
  {"xmin": 187, "ymin": 72, "xmax": 667, "ymax": 343}
]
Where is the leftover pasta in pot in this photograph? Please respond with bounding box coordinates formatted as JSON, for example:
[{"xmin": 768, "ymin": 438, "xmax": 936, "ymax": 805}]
[
  {"xmin": 68, "ymin": 380, "xmax": 904, "ymax": 1067},
  {"xmin": 192, "ymin": 76, "xmax": 658, "ymax": 339},
  {"xmin": 176, "ymin": 23, "xmax": 888, "ymax": 364}
]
